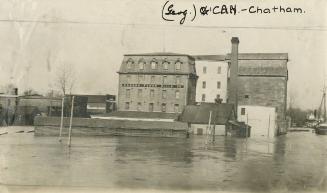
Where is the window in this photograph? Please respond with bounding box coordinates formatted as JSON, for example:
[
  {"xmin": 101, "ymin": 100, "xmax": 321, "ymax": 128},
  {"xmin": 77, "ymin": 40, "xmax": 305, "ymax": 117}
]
[
  {"xmin": 161, "ymin": 103, "xmax": 166, "ymax": 112},
  {"xmin": 175, "ymin": 61, "xmax": 181, "ymax": 70},
  {"xmin": 126, "ymin": 89, "xmax": 130, "ymax": 98},
  {"xmin": 137, "ymin": 102, "xmax": 142, "ymax": 111},
  {"xmin": 174, "ymin": 104, "xmax": 179, "ymax": 113},
  {"xmin": 125, "ymin": 102, "xmax": 130, "ymax": 110},
  {"xmin": 150, "ymin": 76, "xmax": 155, "ymax": 83},
  {"xmin": 241, "ymin": 108, "xmax": 246, "ymax": 115},
  {"xmin": 217, "ymin": 81, "xmax": 221, "ymax": 89},
  {"xmin": 162, "ymin": 90, "xmax": 167, "ymax": 99},
  {"xmin": 137, "ymin": 89, "xmax": 143, "ymax": 97},
  {"xmin": 163, "ymin": 76, "xmax": 167, "ymax": 84},
  {"xmin": 244, "ymin": 95, "xmax": 249, "ymax": 99},
  {"xmin": 176, "ymin": 76, "xmax": 181, "ymax": 85},
  {"xmin": 149, "ymin": 103, "xmax": 154, "ymax": 112},
  {"xmin": 126, "ymin": 59, "xmax": 133, "ymax": 69},
  {"xmin": 202, "ymin": 81, "xmax": 206, "ymax": 89},
  {"xmin": 175, "ymin": 90, "xmax": 180, "ymax": 99},
  {"xmin": 202, "ymin": 94, "xmax": 206, "ymax": 102},
  {"xmin": 150, "ymin": 89, "xmax": 155, "ymax": 98},
  {"xmin": 151, "ymin": 59, "xmax": 157, "ymax": 69},
  {"xmin": 217, "ymin": 66, "xmax": 221, "ymax": 74},
  {"xmin": 203, "ymin": 66, "xmax": 207, "ymax": 74},
  {"xmin": 139, "ymin": 61, "xmax": 145, "ymax": 70},
  {"xmin": 163, "ymin": 60, "xmax": 169, "ymax": 70}
]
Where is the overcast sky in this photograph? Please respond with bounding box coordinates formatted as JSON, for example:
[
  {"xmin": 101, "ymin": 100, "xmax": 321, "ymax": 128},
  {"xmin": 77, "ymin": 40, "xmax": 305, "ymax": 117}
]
[{"xmin": 0, "ymin": 0, "xmax": 326, "ymax": 110}]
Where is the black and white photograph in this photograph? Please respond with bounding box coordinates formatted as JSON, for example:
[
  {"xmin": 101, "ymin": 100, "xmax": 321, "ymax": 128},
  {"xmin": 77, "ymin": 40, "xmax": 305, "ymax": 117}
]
[{"xmin": 0, "ymin": 0, "xmax": 326, "ymax": 193}]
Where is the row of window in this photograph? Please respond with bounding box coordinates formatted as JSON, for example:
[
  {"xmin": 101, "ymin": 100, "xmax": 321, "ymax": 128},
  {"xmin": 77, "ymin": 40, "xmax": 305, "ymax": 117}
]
[
  {"xmin": 125, "ymin": 89, "xmax": 180, "ymax": 99},
  {"xmin": 126, "ymin": 58, "xmax": 182, "ymax": 71},
  {"xmin": 201, "ymin": 94, "xmax": 221, "ymax": 102},
  {"xmin": 201, "ymin": 81, "xmax": 221, "ymax": 89},
  {"xmin": 125, "ymin": 102, "xmax": 180, "ymax": 112},
  {"xmin": 126, "ymin": 75, "xmax": 182, "ymax": 85},
  {"xmin": 202, "ymin": 66, "xmax": 222, "ymax": 74}
]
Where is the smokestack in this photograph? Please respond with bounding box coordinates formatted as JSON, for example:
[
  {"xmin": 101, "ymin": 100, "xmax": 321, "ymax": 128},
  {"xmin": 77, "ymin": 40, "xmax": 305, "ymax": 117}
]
[{"xmin": 229, "ymin": 37, "xmax": 239, "ymax": 115}]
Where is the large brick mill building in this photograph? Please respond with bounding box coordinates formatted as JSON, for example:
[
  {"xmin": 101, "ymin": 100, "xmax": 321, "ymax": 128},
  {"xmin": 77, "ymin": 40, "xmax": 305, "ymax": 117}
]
[
  {"xmin": 117, "ymin": 53, "xmax": 198, "ymax": 113},
  {"xmin": 194, "ymin": 37, "xmax": 289, "ymax": 137}
]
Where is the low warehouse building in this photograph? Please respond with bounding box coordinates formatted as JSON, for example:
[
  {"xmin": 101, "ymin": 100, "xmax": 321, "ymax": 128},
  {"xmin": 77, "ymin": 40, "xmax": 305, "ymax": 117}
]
[{"xmin": 178, "ymin": 103, "xmax": 237, "ymax": 136}]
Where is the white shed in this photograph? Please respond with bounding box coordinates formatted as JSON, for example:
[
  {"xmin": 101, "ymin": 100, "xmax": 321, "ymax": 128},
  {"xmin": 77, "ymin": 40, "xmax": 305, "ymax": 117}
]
[{"xmin": 237, "ymin": 105, "xmax": 277, "ymax": 138}]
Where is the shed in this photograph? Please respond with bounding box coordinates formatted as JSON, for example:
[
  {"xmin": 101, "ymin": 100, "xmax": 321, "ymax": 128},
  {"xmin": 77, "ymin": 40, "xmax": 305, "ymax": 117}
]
[{"xmin": 178, "ymin": 103, "xmax": 236, "ymax": 136}]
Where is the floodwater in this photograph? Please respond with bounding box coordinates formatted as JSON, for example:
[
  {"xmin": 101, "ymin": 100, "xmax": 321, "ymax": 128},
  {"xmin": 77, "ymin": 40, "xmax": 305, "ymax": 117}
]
[{"xmin": 0, "ymin": 127, "xmax": 326, "ymax": 192}]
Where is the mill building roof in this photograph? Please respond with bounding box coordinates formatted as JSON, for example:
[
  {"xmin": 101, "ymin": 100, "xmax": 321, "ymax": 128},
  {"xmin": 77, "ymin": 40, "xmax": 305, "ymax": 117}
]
[
  {"xmin": 119, "ymin": 52, "xmax": 196, "ymax": 75},
  {"xmin": 194, "ymin": 53, "xmax": 288, "ymax": 77}
]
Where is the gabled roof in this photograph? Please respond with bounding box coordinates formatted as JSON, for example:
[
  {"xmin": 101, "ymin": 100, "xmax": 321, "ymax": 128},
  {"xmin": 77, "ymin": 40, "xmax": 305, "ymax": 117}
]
[
  {"xmin": 238, "ymin": 59, "xmax": 288, "ymax": 77},
  {"xmin": 226, "ymin": 53, "xmax": 288, "ymax": 60},
  {"xmin": 193, "ymin": 53, "xmax": 288, "ymax": 77},
  {"xmin": 178, "ymin": 103, "xmax": 235, "ymax": 125},
  {"xmin": 194, "ymin": 53, "xmax": 288, "ymax": 61}
]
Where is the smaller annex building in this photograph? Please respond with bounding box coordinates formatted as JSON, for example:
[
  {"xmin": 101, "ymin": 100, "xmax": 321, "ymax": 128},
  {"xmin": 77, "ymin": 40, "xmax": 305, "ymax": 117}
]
[{"xmin": 178, "ymin": 103, "xmax": 236, "ymax": 136}]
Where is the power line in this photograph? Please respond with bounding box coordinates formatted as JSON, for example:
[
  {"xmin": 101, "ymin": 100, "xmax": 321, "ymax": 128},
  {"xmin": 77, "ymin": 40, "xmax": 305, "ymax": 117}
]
[{"xmin": 0, "ymin": 18, "xmax": 326, "ymax": 31}]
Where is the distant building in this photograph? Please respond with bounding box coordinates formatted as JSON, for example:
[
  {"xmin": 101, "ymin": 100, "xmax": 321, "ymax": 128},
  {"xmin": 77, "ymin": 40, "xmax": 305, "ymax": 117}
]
[
  {"xmin": 68, "ymin": 94, "xmax": 116, "ymax": 115},
  {"xmin": 18, "ymin": 95, "xmax": 62, "ymax": 115},
  {"xmin": 117, "ymin": 53, "xmax": 198, "ymax": 113},
  {"xmin": 14, "ymin": 95, "xmax": 61, "ymax": 125},
  {"xmin": 193, "ymin": 55, "xmax": 228, "ymax": 103},
  {"xmin": 179, "ymin": 103, "xmax": 236, "ymax": 136}
]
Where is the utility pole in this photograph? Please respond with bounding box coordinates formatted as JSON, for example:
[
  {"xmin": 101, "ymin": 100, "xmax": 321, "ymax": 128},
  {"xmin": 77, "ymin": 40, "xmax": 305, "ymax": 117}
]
[
  {"xmin": 67, "ymin": 96, "xmax": 75, "ymax": 147},
  {"xmin": 59, "ymin": 96, "xmax": 65, "ymax": 142},
  {"xmin": 205, "ymin": 111, "xmax": 212, "ymax": 145}
]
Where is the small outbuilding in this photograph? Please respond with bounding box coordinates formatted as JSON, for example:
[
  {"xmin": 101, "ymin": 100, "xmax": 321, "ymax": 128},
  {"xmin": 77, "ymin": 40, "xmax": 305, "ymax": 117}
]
[{"xmin": 178, "ymin": 103, "xmax": 237, "ymax": 136}]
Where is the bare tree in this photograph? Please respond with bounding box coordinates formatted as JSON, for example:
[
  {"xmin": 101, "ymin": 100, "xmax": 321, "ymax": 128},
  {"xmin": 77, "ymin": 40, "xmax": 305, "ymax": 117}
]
[{"xmin": 55, "ymin": 63, "xmax": 76, "ymax": 96}]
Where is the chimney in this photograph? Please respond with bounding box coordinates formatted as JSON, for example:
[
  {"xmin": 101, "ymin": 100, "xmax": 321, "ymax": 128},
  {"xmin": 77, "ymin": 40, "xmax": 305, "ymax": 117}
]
[{"xmin": 229, "ymin": 37, "xmax": 239, "ymax": 116}]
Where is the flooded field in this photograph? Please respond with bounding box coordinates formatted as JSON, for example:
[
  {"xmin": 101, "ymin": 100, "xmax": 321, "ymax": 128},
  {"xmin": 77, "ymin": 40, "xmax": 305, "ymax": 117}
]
[{"xmin": 0, "ymin": 126, "xmax": 326, "ymax": 192}]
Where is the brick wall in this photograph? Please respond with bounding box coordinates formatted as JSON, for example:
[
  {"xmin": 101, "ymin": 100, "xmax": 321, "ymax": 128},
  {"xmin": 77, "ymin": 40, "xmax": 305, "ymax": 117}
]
[
  {"xmin": 238, "ymin": 76, "xmax": 287, "ymax": 121},
  {"xmin": 118, "ymin": 74, "xmax": 189, "ymax": 112}
]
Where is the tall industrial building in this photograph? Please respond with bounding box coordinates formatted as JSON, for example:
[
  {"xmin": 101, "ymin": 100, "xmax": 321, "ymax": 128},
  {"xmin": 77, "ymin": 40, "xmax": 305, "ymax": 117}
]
[{"xmin": 117, "ymin": 53, "xmax": 197, "ymax": 113}]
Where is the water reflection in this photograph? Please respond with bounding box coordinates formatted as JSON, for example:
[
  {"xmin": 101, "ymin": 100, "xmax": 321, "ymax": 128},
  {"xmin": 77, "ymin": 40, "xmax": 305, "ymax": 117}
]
[{"xmin": 0, "ymin": 131, "xmax": 326, "ymax": 192}]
